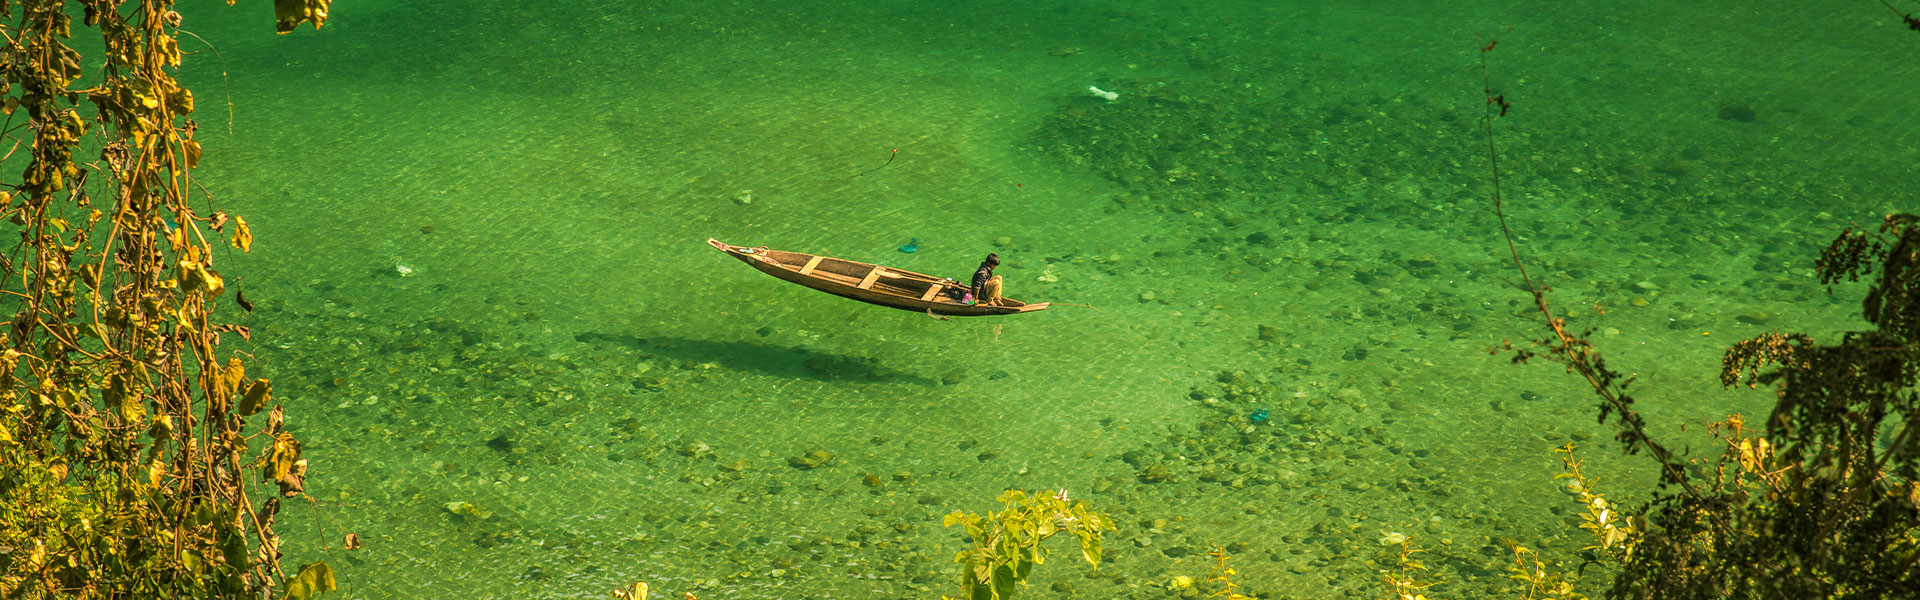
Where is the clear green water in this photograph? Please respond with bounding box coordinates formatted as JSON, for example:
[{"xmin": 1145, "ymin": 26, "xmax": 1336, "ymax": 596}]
[{"xmin": 175, "ymin": 1, "xmax": 1914, "ymax": 598}]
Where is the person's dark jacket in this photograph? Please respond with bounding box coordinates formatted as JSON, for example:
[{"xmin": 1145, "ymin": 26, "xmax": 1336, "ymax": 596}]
[{"xmin": 970, "ymin": 263, "xmax": 995, "ymax": 298}]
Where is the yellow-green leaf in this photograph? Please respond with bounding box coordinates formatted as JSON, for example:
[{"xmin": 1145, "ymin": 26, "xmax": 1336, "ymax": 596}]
[
  {"xmin": 217, "ymin": 358, "xmax": 246, "ymax": 404},
  {"xmin": 274, "ymin": 0, "xmax": 332, "ymax": 33},
  {"xmin": 1080, "ymin": 536, "xmax": 1101, "ymax": 568},
  {"xmin": 240, "ymin": 379, "xmax": 272, "ymax": 416},
  {"xmin": 116, "ymin": 384, "xmax": 143, "ymax": 426},
  {"xmin": 221, "ymin": 529, "xmax": 248, "ymax": 570},
  {"xmin": 233, "ymin": 215, "xmax": 252, "ymax": 252},
  {"xmin": 285, "ymin": 561, "xmax": 337, "ymax": 600},
  {"xmin": 202, "ymin": 266, "xmax": 225, "ymax": 296}
]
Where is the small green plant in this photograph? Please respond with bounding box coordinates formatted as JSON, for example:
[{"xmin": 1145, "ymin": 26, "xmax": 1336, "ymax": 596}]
[
  {"xmin": 1201, "ymin": 547, "xmax": 1253, "ymax": 600},
  {"xmin": 1507, "ymin": 545, "xmax": 1582, "ymax": 600},
  {"xmin": 941, "ymin": 488, "xmax": 1115, "ymax": 600},
  {"xmin": 1379, "ymin": 538, "xmax": 1441, "ymax": 600},
  {"xmin": 1553, "ymin": 445, "xmax": 1639, "ymax": 559}
]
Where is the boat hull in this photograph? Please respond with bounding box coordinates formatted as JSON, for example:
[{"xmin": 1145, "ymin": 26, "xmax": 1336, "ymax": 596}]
[{"xmin": 708, "ymin": 239, "xmax": 1050, "ymax": 317}]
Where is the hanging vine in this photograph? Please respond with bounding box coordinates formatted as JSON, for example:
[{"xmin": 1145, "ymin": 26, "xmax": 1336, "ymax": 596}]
[{"xmin": 0, "ymin": 1, "xmax": 333, "ymax": 598}]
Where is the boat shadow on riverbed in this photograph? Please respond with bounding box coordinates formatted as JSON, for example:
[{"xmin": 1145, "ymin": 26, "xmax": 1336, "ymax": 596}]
[{"xmin": 573, "ymin": 331, "xmax": 938, "ymax": 387}]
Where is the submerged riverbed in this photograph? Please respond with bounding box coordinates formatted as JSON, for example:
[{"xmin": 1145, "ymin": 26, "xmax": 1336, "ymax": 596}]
[{"xmin": 180, "ymin": 1, "xmax": 1908, "ymax": 597}]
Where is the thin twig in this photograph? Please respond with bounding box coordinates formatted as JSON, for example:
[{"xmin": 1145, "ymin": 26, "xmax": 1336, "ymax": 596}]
[
  {"xmin": 175, "ymin": 29, "xmax": 235, "ymax": 135},
  {"xmin": 1476, "ymin": 32, "xmax": 1703, "ymax": 501}
]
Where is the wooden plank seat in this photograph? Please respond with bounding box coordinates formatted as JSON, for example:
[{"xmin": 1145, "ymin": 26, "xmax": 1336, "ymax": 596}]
[{"xmin": 798, "ymin": 255, "xmax": 825, "ymax": 276}]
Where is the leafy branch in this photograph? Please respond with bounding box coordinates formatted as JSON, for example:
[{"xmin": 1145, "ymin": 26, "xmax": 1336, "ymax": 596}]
[
  {"xmin": 1480, "ymin": 22, "xmax": 1920, "ymax": 600},
  {"xmin": 1477, "ymin": 30, "xmax": 1701, "ymax": 498},
  {"xmin": 941, "ymin": 489, "xmax": 1114, "ymax": 600},
  {"xmin": 0, "ymin": 1, "xmax": 334, "ymax": 598}
]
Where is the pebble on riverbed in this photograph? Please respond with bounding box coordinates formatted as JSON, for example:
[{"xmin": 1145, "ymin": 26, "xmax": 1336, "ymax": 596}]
[{"xmin": 787, "ymin": 449, "xmax": 834, "ymax": 469}]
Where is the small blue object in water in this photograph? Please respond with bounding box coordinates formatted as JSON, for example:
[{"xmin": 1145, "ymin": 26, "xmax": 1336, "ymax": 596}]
[
  {"xmin": 898, "ymin": 238, "xmax": 919, "ymax": 253},
  {"xmin": 1249, "ymin": 408, "xmax": 1270, "ymax": 423}
]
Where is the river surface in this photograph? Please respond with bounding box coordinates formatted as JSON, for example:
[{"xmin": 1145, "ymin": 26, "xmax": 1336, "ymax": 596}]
[{"xmin": 178, "ymin": 1, "xmax": 1911, "ymax": 598}]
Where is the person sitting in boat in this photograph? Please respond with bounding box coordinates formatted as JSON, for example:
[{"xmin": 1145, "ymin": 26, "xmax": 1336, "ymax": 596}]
[{"xmin": 967, "ymin": 253, "xmax": 1003, "ymax": 306}]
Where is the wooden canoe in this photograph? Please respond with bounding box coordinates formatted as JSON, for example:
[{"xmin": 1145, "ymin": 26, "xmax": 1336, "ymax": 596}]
[{"xmin": 707, "ymin": 238, "xmax": 1051, "ymax": 316}]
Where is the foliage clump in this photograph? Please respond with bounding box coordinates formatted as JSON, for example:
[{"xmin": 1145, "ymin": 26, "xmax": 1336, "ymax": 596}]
[
  {"xmin": 941, "ymin": 489, "xmax": 1114, "ymax": 600},
  {"xmin": 1463, "ymin": 17, "xmax": 1920, "ymax": 596},
  {"xmin": 1509, "ymin": 217, "xmax": 1920, "ymax": 600},
  {"xmin": 1615, "ymin": 214, "xmax": 1920, "ymax": 599},
  {"xmin": 1481, "ymin": 31, "xmax": 1920, "ymax": 600},
  {"xmin": 0, "ymin": 0, "xmax": 330, "ymax": 598}
]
